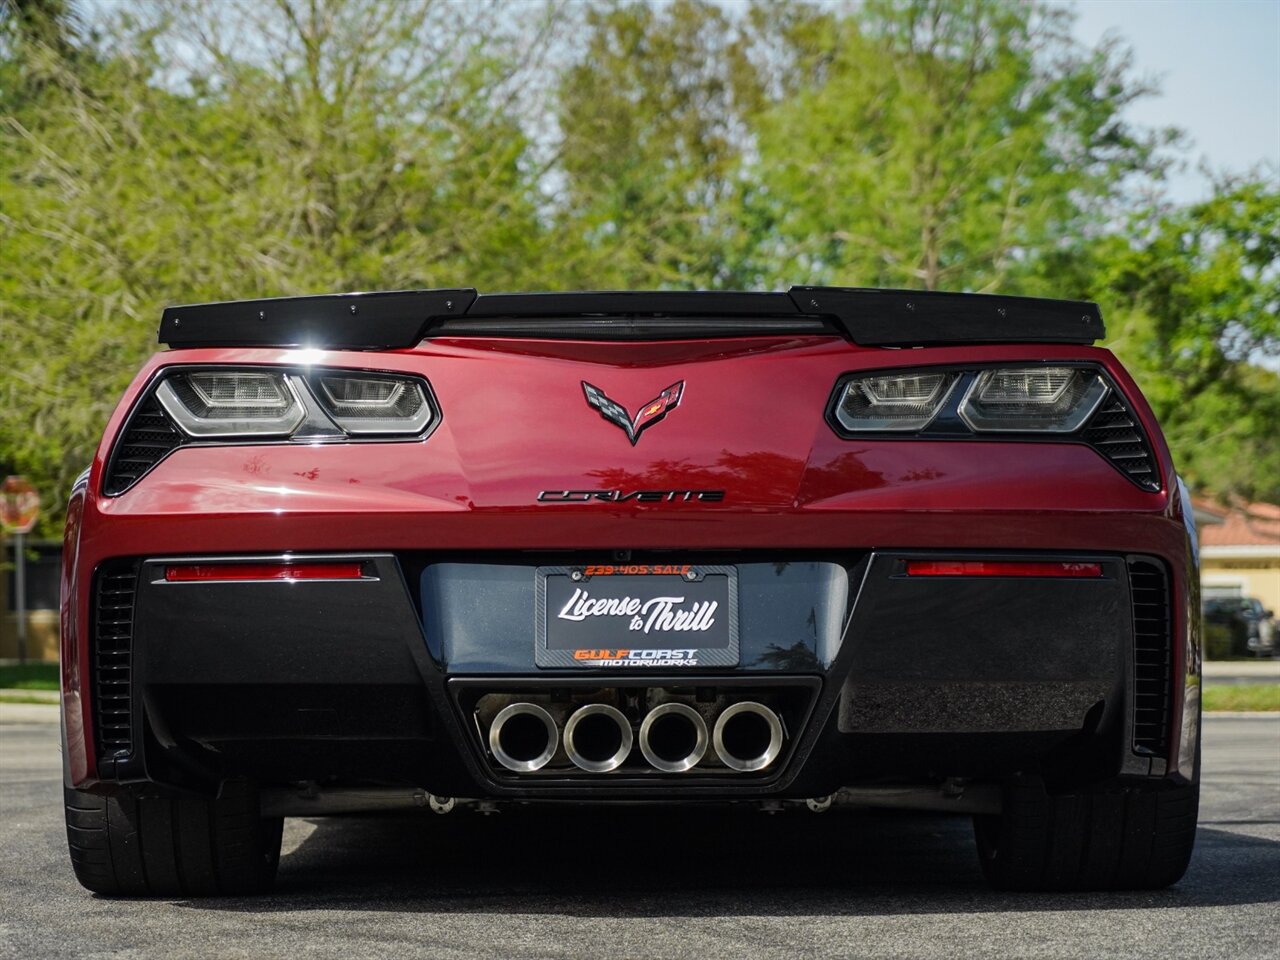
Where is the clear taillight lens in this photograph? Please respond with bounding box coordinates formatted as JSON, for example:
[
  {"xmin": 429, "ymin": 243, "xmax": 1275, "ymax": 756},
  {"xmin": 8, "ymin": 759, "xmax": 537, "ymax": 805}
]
[
  {"xmin": 310, "ymin": 373, "xmax": 433, "ymax": 435},
  {"xmin": 156, "ymin": 371, "xmax": 305, "ymax": 436},
  {"xmin": 958, "ymin": 367, "xmax": 1108, "ymax": 432},
  {"xmin": 833, "ymin": 372, "xmax": 960, "ymax": 431}
]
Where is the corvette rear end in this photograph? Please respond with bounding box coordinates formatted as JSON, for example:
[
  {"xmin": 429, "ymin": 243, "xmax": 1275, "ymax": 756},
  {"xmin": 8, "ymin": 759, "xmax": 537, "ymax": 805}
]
[{"xmin": 59, "ymin": 287, "xmax": 1200, "ymax": 895}]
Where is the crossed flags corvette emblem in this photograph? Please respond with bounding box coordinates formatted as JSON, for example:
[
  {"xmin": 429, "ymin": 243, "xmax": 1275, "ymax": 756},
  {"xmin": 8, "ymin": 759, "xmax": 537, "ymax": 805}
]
[{"xmin": 582, "ymin": 381, "xmax": 684, "ymax": 446}]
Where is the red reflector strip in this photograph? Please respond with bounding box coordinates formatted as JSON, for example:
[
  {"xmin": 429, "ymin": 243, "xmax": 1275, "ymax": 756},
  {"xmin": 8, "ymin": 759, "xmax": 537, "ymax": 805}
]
[
  {"xmin": 905, "ymin": 560, "xmax": 1103, "ymax": 579},
  {"xmin": 165, "ymin": 562, "xmax": 364, "ymax": 582}
]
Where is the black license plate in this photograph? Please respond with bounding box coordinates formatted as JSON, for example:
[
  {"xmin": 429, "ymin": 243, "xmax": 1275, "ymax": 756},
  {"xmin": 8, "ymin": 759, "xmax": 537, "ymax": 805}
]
[{"xmin": 536, "ymin": 564, "xmax": 738, "ymax": 668}]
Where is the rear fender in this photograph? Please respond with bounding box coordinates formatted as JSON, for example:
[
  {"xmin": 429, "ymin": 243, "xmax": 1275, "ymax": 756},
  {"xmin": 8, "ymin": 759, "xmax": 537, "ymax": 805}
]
[{"xmin": 60, "ymin": 470, "xmax": 93, "ymax": 787}]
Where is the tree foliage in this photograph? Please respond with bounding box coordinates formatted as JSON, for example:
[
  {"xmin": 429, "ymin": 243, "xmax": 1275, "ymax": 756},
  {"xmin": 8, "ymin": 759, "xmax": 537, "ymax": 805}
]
[
  {"xmin": 1, "ymin": 0, "xmax": 556, "ymax": 530},
  {"xmin": 553, "ymin": 0, "xmax": 745, "ymax": 287},
  {"xmin": 737, "ymin": 0, "xmax": 1176, "ymax": 292},
  {"xmin": 1097, "ymin": 179, "xmax": 1280, "ymax": 502},
  {"xmin": 1, "ymin": 0, "xmax": 1276, "ymax": 535}
]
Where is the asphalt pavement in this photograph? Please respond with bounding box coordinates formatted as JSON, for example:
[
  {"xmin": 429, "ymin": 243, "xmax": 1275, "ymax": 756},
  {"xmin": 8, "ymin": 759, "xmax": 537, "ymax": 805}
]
[{"xmin": 1, "ymin": 713, "xmax": 1277, "ymax": 960}]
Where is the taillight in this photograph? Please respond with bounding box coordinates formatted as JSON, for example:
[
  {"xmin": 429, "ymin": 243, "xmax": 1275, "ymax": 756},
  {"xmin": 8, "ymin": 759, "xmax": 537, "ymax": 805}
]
[
  {"xmin": 957, "ymin": 367, "xmax": 1107, "ymax": 433},
  {"xmin": 150, "ymin": 367, "xmax": 435, "ymax": 441},
  {"xmin": 103, "ymin": 365, "xmax": 440, "ymax": 496},
  {"xmin": 308, "ymin": 373, "xmax": 434, "ymax": 435},
  {"xmin": 825, "ymin": 362, "xmax": 1160, "ymax": 492},
  {"xmin": 156, "ymin": 371, "xmax": 306, "ymax": 437},
  {"xmin": 832, "ymin": 372, "xmax": 961, "ymax": 432},
  {"xmin": 165, "ymin": 561, "xmax": 365, "ymax": 582},
  {"xmin": 905, "ymin": 560, "xmax": 1103, "ymax": 578}
]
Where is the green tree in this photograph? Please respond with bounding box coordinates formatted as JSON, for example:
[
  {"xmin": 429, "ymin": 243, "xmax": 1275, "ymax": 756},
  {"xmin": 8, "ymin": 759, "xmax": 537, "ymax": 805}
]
[
  {"xmin": 737, "ymin": 0, "xmax": 1176, "ymax": 292},
  {"xmin": 1, "ymin": 0, "xmax": 559, "ymax": 534},
  {"xmin": 550, "ymin": 0, "xmax": 746, "ymax": 287},
  {"xmin": 1097, "ymin": 177, "xmax": 1280, "ymax": 503}
]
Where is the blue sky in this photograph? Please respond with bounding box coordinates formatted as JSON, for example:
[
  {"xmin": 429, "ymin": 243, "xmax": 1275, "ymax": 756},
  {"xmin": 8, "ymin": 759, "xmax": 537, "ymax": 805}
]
[{"xmin": 1064, "ymin": 0, "xmax": 1279, "ymax": 202}]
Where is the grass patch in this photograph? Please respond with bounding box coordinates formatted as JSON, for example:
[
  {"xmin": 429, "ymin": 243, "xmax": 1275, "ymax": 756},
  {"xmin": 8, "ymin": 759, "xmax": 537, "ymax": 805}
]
[
  {"xmin": 1203, "ymin": 684, "xmax": 1280, "ymax": 712},
  {"xmin": 0, "ymin": 662, "xmax": 59, "ymax": 691},
  {"xmin": 0, "ymin": 692, "xmax": 58, "ymax": 705}
]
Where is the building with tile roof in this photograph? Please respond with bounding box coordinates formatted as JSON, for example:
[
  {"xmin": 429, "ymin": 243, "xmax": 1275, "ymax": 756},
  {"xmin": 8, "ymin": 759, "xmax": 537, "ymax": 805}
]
[{"xmin": 1199, "ymin": 500, "xmax": 1280, "ymax": 613}]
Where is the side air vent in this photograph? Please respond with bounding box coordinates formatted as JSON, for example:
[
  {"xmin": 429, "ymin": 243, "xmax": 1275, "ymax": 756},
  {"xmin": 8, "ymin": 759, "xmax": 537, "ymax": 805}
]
[
  {"xmin": 1082, "ymin": 393, "xmax": 1160, "ymax": 492},
  {"xmin": 93, "ymin": 559, "xmax": 140, "ymax": 760},
  {"xmin": 1127, "ymin": 558, "xmax": 1172, "ymax": 757},
  {"xmin": 103, "ymin": 396, "xmax": 185, "ymax": 495}
]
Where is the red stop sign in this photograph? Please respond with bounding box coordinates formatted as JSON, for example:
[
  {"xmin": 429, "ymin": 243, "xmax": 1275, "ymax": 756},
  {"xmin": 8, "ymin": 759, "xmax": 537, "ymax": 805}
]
[{"xmin": 1, "ymin": 476, "xmax": 40, "ymax": 534}]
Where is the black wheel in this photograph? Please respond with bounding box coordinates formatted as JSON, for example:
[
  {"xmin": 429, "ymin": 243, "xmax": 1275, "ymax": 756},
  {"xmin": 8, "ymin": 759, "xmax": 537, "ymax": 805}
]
[
  {"xmin": 64, "ymin": 781, "xmax": 283, "ymax": 897},
  {"xmin": 974, "ymin": 776, "xmax": 1198, "ymax": 891}
]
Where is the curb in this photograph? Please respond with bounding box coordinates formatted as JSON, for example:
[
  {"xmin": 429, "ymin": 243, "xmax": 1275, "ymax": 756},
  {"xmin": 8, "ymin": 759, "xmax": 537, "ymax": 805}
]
[
  {"xmin": 0, "ymin": 701, "xmax": 60, "ymax": 725},
  {"xmin": 1203, "ymin": 661, "xmax": 1280, "ymax": 677}
]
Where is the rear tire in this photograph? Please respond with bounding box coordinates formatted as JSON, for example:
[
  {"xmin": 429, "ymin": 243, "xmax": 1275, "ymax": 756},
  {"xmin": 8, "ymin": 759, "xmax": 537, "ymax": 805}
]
[
  {"xmin": 64, "ymin": 782, "xmax": 283, "ymax": 897},
  {"xmin": 974, "ymin": 776, "xmax": 1198, "ymax": 891}
]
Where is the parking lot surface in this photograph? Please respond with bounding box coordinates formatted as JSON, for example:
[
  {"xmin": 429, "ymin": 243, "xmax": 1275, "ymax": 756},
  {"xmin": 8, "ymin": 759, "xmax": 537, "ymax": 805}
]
[{"xmin": 1, "ymin": 714, "xmax": 1276, "ymax": 959}]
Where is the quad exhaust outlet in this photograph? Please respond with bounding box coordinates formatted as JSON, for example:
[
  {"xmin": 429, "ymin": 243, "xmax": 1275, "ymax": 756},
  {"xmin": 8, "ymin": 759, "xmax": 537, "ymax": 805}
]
[
  {"xmin": 638, "ymin": 702, "xmax": 709, "ymax": 773},
  {"xmin": 489, "ymin": 702, "xmax": 558, "ymax": 773},
  {"xmin": 713, "ymin": 701, "xmax": 784, "ymax": 772},
  {"xmin": 564, "ymin": 703, "xmax": 633, "ymax": 772},
  {"xmin": 480, "ymin": 692, "xmax": 793, "ymax": 775}
]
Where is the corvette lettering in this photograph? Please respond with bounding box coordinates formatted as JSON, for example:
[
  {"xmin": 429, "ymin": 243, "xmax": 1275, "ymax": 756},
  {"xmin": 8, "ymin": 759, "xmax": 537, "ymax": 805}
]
[
  {"xmin": 557, "ymin": 587, "xmax": 718, "ymax": 634},
  {"xmin": 538, "ymin": 489, "xmax": 725, "ymax": 503}
]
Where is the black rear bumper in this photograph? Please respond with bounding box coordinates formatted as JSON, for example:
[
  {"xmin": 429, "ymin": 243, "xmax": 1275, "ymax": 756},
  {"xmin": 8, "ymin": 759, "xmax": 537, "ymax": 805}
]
[{"xmin": 91, "ymin": 550, "xmax": 1172, "ymax": 799}]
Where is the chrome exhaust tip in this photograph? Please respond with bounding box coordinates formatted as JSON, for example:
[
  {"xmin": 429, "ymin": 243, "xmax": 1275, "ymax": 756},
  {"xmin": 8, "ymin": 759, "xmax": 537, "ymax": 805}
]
[
  {"xmin": 564, "ymin": 704, "xmax": 633, "ymax": 773},
  {"xmin": 639, "ymin": 702, "xmax": 708, "ymax": 773},
  {"xmin": 713, "ymin": 701, "xmax": 784, "ymax": 772},
  {"xmin": 489, "ymin": 702, "xmax": 558, "ymax": 773}
]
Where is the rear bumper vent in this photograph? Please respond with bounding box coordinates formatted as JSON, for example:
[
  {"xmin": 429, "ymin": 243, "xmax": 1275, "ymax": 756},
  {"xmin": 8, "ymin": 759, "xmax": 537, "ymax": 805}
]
[
  {"xmin": 93, "ymin": 559, "xmax": 140, "ymax": 763},
  {"xmin": 1127, "ymin": 557, "xmax": 1172, "ymax": 757},
  {"xmin": 103, "ymin": 396, "xmax": 185, "ymax": 496},
  {"xmin": 1083, "ymin": 394, "xmax": 1160, "ymax": 492}
]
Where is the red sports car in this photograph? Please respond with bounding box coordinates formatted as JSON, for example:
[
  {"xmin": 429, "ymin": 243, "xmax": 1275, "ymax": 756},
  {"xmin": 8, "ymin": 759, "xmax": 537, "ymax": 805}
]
[{"xmin": 59, "ymin": 287, "xmax": 1200, "ymax": 895}]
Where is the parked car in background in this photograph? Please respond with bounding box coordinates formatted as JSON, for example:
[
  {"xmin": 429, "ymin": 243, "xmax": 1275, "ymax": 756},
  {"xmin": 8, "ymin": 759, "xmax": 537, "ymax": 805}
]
[{"xmin": 1203, "ymin": 597, "xmax": 1277, "ymax": 658}]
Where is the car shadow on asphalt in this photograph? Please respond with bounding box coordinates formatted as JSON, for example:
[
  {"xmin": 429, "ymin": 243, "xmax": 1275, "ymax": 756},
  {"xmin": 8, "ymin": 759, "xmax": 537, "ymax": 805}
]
[{"xmin": 176, "ymin": 807, "xmax": 1280, "ymax": 915}]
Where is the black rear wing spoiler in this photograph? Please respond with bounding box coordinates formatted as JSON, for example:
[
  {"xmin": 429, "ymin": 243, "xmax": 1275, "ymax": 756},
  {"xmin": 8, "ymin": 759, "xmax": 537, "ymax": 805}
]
[{"xmin": 158, "ymin": 286, "xmax": 1104, "ymax": 349}]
